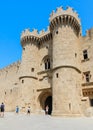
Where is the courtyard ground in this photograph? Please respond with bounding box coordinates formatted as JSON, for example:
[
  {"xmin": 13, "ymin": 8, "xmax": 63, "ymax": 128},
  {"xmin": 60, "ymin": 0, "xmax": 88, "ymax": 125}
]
[{"xmin": 0, "ymin": 112, "xmax": 93, "ymax": 130}]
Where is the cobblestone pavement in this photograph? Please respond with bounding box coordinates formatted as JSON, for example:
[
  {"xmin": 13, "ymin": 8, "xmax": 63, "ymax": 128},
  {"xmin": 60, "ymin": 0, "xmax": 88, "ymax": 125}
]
[{"xmin": 0, "ymin": 112, "xmax": 93, "ymax": 130}]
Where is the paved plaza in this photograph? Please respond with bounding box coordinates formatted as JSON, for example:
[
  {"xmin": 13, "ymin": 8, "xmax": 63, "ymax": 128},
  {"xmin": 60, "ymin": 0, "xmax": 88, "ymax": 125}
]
[{"xmin": 0, "ymin": 112, "xmax": 93, "ymax": 130}]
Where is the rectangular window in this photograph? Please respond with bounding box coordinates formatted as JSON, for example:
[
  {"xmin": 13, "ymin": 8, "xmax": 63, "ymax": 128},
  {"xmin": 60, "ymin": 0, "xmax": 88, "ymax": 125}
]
[
  {"xmin": 83, "ymin": 71, "xmax": 90, "ymax": 83},
  {"xmin": 86, "ymin": 73, "xmax": 90, "ymax": 82},
  {"xmin": 83, "ymin": 50, "xmax": 88, "ymax": 60}
]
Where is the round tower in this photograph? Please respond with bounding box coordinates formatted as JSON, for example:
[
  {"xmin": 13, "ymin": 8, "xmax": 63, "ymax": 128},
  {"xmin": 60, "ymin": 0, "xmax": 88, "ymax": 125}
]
[
  {"xmin": 20, "ymin": 29, "xmax": 39, "ymax": 77},
  {"xmin": 19, "ymin": 29, "xmax": 39, "ymax": 112},
  {"xmin": 50, "ymin": 7, "xmax": 82, "ymax": 116}
]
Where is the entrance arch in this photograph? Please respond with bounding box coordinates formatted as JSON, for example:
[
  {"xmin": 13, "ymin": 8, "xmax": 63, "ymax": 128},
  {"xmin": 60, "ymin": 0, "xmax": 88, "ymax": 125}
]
[{"xmin": 38, "ymin": 90, "xmax": 52, "ymax": 115}]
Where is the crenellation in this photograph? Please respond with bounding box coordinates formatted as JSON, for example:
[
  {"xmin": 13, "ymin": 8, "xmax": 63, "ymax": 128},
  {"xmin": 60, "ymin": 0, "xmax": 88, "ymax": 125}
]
[
  {"xmin": 21, "ymin": 27, "xmax": 51, "ymax": 47},
  {"xmin": 32, "ymin": 29, "xmax": 38, "ymax": 35},
  {"xmin": 82, "ymin": 28, "xmax": 93, "ymax": 41},
  {"xmin": 0, "ymin": 61, "xmax": 20, "ymax": 82},
  {"xmin": 49, "ymin": 6, "xmax": 80, "ymax": 25},
  {"xmin": 86, "ymin": 28, "xmax": 93, "ymax": 39}
]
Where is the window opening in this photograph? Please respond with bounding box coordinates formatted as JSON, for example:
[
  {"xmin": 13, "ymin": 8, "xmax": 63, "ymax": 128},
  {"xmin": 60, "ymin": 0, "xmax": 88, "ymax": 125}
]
[
  {"xmin": 75, "ymin": 53, "xmax": 77, "ymax": 57},
  {"xmin": 44, "ymin": 58, "xmax": 50, "ymax": 70},
  {"xmin": 23, "ymin": 48, "xmax": 25, "ymax": 50},
  {"xmin": 83, "ymin": 50, "xmax": 88, "ymax": 60},
  {"xmin": 85, "ymin": 73, "xmax": 90, "ymax": 82},
  {"xmin": 56, "ymin": 30, "xmax": 58, "ymax": 34},
  {"xmin": 31, "ymin": 68, "xmax": 34, "ymax": 72},
  {"xmin": 22, "ymin": 80, "xmax": 24, "ymax": 83},
  {"xmin": 84, "ymin": 72, "xmax": 90, "ymax": 82},
  {"xmin": 56, "ymin": 73, "xmax": 59, "ymax": 78}
]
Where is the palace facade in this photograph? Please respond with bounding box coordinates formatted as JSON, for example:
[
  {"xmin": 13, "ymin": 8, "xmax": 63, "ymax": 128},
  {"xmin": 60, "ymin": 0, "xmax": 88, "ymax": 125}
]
[{"xmin": 0, "ymin": 7, "xmax": 93, "ymax": 116}]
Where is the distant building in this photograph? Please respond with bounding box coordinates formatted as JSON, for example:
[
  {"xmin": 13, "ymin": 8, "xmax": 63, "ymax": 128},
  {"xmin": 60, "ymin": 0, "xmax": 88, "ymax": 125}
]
[{"xmin": 0, "ymin": 6, "xmax": 93, "ymax": 116}]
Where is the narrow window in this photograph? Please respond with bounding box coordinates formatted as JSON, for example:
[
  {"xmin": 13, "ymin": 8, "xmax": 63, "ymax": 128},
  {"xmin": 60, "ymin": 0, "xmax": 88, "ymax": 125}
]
[
  {"xmin": 44, "ymin": 58, "xmax": 50, "ymax": 70},
  {"xmin": 84, "ymin": 72, "xmax": 90, "ymax": 82},
  {"xmin": 23, "ymin": 48, "xmax": 25, "ymax": 50},
  {"xmin": 31, "ymin": 68, "xmax": 34, "ymax": 72},
  {"xmin": 22, "ymin": 80, "xmax": 24, "ymax": 83},
  {"xmin": 56, "ymin": 30, "xmax": 58, "ymax": 34},
  {"xmin": 45, "ymin": 62, "xmax": 47, "ymax": 70},
  {"xmin": 86, "ymin": 73, "xmax": 90, "ymax": 82},
  {"xmin": 75, "ymin": 53, "xmax": 77, "ymax": 57},
  {"xmin": 83, "ymin": 50, "xmax": 88, "ymax": 60},
  {"xmin": 83, "ymin": 71, "xmax": 91, "ymax": 83},
  {"xmin": 56, "ymin": 73, "xmax": 59, "ymax": 78}
]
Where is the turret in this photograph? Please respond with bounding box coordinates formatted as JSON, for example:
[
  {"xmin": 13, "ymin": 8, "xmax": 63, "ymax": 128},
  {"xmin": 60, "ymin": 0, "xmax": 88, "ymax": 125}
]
[
  {"xmin": 50, "ymin": 7, "xmax": 81, "ymax": 68},
  {"xmin": 19, "ymin": 29, "xmax": 40, "ymax": 111},
  {"xmin": 50, "ymin": 7, "xmax": 82, "ymax": 116}
]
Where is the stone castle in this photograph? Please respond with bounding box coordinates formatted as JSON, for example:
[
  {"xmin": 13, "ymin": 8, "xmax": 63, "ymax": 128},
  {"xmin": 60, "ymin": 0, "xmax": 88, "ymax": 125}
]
[{"xmin": 0, "ymin": 6, "xmax": 93, "ymax": 116}]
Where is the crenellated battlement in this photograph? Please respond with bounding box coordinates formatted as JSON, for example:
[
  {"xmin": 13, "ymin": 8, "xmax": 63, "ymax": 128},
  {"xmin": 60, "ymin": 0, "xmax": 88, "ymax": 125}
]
[
  {"xmin": 21, "ymin": 27, "xmax": 52, "ymax": 46},
  {"xmin": 86, "ymin": 28, "xmax": 93, "ymax": 38},
  {"xmin": 49, "ymin": 6, "xmax": 80, "ymax": 24},
  {"xmin": 0, "ymin": 61, "xmax": 20, "ymax": 74},
  {"xmin": 21, "ymin": 28, "xmax": 38, "ymax": 38},
  {"xmin": 39, "ymin": 26, "xmax": 50, "ymax": 37},
  {"xmin": 82, "ymin": 28, "xmax": 93, "ymax": 41}
]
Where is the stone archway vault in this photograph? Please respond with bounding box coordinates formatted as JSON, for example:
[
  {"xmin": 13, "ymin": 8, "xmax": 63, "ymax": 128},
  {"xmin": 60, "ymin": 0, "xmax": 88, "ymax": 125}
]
[{"xmin": 38, "ymin": 90, "xmax": 52, "ymax": 112}]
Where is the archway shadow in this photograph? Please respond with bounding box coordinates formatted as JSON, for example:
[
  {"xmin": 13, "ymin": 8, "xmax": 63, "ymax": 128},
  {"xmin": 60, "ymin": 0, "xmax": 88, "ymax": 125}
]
[{"xmin": 45, "ymin": 96, "xmax": 52, "ymax": 115}]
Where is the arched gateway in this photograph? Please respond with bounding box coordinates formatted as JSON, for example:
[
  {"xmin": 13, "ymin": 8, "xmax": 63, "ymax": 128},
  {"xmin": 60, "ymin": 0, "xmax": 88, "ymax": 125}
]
[{"xmin": 38, "ymin": 90, "xmax": 52, "ymax": 115}]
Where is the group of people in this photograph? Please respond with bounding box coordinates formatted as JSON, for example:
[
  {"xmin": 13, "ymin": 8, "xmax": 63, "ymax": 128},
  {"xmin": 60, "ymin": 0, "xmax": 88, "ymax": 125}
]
[
  {"xmin": 15, "ymin": 106, "xmax": 31, "ymax": 115},
  {"xmin": 0, "ymin": 102, "xmax": 5, "ymax": 117},
  {"xmin": 0, "ymin": 103, "xmax": 49, "ymax": 116},
  {"xmin": 15, "ymin": 105, "xmax": 49, "ymax": 115}
]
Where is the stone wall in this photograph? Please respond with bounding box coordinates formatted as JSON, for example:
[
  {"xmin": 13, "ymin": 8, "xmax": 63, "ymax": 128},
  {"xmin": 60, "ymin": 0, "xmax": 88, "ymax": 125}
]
[{"xmin": 0, "ymin": 61, "xmax": 20, "ymax": 111}]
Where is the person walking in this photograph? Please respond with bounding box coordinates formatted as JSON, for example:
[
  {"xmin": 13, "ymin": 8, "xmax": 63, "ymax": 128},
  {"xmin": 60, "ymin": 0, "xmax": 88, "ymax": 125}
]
[
  {"xmin": 0, "ymin": 104, "xmax": 1, "ymax": 116},
  {"xmin": 45, "ymin": 105, "xmax": 49, "ymax": 115},
  {"xmin": 27, "ymin": 106, "xmax": 31, "ymax": 115},
  {"xmin": 1, "ymin": 102, "xmax": 5, "ymax": 117},
  {"xmin": 15, "ymin": 106, "xmax": 19, "ymax": 114}
]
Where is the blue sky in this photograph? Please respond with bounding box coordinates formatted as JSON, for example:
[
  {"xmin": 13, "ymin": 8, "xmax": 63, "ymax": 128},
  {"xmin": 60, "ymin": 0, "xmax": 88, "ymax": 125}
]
[{"xmin": 0, "ymin": 0, "xmax": 93, "ymax": 68}]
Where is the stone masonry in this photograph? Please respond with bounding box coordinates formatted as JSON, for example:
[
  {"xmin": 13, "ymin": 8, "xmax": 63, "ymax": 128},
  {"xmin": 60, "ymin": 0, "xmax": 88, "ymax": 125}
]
[{"xmin": 0, "ymin": 6, "xmax": 93, "ymax": 116}]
